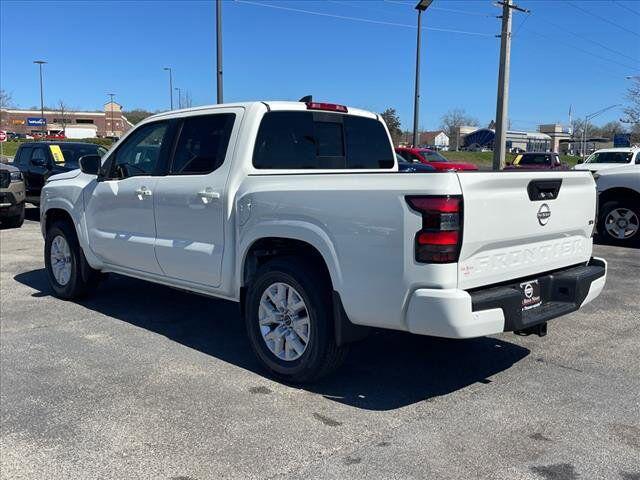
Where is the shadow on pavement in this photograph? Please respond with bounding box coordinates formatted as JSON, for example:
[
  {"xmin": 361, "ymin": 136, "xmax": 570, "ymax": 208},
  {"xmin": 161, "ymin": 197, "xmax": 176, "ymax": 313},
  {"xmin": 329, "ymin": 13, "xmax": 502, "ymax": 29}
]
[
  {"xmin": 14, "ymin": 268, "xmax": 530, "ymax": 411},
  {"xmin": 25, "ymin": 206, "xmax": 40, "ymax": 223}
]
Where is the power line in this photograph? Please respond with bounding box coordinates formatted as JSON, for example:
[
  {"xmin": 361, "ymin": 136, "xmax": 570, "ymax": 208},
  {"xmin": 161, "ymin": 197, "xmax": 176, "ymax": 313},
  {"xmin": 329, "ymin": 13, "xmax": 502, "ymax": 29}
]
[
  {"xmin": 532, "ymin": 13, "xmax": 639, "ymax": 64},
  {"xmin": 383, "ymin": 0, "xmax": 493, "ymax": 17},
  {"xmin": 520, "ymin": 24, "xmax": 638, "ymax": 72},
  {"xmin": 612, "ymin": 0, "xmax": 640, "ymax": 18},
  {"xmin": 233, "ymin": 0, "xmax": 494, "ymax": 37},
  {"xmin": 565, "ymin": 1, "xmax": 640, "ymax": 38}
]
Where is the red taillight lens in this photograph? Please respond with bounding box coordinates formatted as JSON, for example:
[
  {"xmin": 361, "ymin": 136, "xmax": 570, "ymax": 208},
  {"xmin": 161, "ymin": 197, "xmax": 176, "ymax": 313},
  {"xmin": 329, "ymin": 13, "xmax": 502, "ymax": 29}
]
[
  {"xmin": 407, "ymin": 195, "xmax": 462, "ymax": 263},
  {"xmin": 306, "ymin": 102, "xmax": 348, "ymax": 113}
]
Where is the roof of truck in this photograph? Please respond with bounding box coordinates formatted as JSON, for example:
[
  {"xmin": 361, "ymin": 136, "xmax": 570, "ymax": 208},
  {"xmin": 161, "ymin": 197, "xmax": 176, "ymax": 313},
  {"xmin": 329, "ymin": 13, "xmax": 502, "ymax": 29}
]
[{"xmin": 146, "ymin": 101, "xmax": 378, "ymax": 122}]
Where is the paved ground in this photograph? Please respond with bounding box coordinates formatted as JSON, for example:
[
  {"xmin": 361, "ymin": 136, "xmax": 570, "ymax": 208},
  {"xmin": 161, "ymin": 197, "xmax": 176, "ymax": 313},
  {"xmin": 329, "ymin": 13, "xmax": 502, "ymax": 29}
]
[{"xmin": 1, "ymin": 208, "xmax": 639, "ymax": 480}]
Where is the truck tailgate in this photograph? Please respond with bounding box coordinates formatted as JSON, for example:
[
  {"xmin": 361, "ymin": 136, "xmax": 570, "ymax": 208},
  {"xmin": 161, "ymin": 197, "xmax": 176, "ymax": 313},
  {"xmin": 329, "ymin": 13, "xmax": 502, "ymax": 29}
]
[{"xmin": 456, "ymin": 171, "xmax": 596, "ymax": 289}]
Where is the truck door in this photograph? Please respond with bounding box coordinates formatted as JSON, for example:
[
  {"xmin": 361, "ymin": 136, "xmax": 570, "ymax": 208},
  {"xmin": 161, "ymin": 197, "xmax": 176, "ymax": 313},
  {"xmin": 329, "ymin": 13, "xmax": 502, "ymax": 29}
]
[
  {"xmin": 153, "ymin": 108, "xmax": 242, "ymax": 287},
  {"xmin": 26, "ymin": 146, "xmax": 51, "ymax": 200},
  {"xmin": 84, "ymin": 120, "xmax": 173, "ymax": 275}
]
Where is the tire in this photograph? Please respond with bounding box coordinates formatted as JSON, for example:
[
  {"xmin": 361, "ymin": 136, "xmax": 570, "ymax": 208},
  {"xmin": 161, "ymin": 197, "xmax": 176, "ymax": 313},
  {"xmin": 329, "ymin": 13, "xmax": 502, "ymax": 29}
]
[
  {"xmin": 44, "ymin": 220, "xmax": 100, "ymax": 299},
  {"xmin": 598, "ymin": 200, "xmax": 640, "ymax": 247},
  {"xmin": 2, "ymin": 203, "xmax": 25, "ymax": 228},
  {"xmin": 244, "ymin": 257, "xmax": 348, "ymax": 383}
]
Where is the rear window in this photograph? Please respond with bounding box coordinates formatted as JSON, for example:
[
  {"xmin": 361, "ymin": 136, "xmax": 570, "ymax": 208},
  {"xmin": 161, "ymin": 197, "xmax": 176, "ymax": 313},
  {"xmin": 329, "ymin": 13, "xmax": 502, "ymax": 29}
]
[
  {"xmin": 253, "ymin": 111, "xmax": 394, "ymax": 170},
  {"xmin": 585, "ymin": 151, "xmax": 632, "ymax": 164},
  {"xmin": 518, "ymin": 154, "xmax": 550, "ymax": 165}
]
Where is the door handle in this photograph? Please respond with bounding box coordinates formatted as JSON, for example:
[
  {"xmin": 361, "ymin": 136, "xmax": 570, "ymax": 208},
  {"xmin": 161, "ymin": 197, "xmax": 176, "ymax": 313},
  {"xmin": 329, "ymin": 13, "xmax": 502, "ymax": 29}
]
[
  {"xmin": 135, "ymin": 186, "xmax": 152, "ymax": 198},
  {"xmin": 197, "ymin": 188, "xmax": 220, "ymax": 201}
]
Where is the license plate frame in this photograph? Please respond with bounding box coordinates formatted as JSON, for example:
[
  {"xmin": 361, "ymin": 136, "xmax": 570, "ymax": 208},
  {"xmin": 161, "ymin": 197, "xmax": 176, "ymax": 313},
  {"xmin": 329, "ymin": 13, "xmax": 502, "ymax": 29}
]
[{"xmin": 519, "ymin": 279, "xmax": 542, "ymax": 311}]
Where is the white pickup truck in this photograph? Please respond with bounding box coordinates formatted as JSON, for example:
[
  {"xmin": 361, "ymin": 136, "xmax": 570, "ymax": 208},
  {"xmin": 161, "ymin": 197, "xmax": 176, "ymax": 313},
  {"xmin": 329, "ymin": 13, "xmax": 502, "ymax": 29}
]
[{"xmin": 40, "ymin": 100, "xmax": 607, "ymax": 382}]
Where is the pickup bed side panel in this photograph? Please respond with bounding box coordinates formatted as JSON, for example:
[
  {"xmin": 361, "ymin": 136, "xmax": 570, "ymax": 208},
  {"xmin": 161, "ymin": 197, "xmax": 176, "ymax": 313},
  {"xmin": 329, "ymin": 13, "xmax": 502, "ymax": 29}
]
[{"xmin": 236, "ymin": 173, "xmax": 461, "ymax": 331}]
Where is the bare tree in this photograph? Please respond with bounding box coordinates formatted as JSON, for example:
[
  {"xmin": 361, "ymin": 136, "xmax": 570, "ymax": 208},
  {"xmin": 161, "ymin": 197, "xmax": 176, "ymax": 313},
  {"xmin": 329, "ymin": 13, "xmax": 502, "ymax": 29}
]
[
  {"xmin": 622, "ymin": 77, "xmax": 640, "ymax": 125},
  {"xmin": 440, "ymin": 108, "xmax": 479, "ymax": 151},
  {"xmin": 379, "ymin": 108, "xmax": 402, "ymax": 145},
  {"xmin": 0, "ymin": 89, "xmax": 12, "ymax": 109},
  {"xmin": 57, "ymin": 100, "xmax": 70, "ymax": 136},
  {"xmin": 183, "ymin": 90, "xmax": 193, "ymax": 108}
]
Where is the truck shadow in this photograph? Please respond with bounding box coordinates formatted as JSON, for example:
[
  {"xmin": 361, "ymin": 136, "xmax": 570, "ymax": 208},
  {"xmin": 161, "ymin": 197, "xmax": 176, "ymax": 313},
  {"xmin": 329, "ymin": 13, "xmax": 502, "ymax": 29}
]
[{"xmin": 14, "ymin": 269, "xmax": 530, "ymax": 411}]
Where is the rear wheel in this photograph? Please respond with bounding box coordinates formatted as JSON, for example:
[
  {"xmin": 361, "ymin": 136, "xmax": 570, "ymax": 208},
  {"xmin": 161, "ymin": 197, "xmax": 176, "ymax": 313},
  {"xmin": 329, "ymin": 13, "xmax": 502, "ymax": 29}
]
[
  {"xmin": 599, "ymin": 200, "xmax": 640, "ymax": 246},
  {"xmin": 245, "ymin": 257, "xmax": 347, "ymax": 383},
  {"xmin": 44, "ymin": 220, "xmax": 100, "ymax": 299}
]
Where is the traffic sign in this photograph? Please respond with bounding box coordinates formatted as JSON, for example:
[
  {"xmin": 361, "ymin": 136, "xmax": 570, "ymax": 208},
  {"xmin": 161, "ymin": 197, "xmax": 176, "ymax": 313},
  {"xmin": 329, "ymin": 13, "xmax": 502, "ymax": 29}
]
[{"xmin": 0, "ymin": 130, "xmax": 7, "ymax": 142}]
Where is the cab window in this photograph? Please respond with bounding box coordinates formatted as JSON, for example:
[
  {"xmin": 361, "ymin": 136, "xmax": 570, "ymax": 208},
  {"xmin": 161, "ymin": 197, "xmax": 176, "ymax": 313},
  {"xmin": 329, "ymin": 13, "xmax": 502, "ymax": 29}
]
[{"xmin": 108, "ymin": 122, "xmax": 170, "ymax": 179}]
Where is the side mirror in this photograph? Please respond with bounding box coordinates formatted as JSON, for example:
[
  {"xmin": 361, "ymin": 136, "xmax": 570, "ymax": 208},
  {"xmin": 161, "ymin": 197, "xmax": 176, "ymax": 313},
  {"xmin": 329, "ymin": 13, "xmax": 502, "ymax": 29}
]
[
  {"xmin": 79, "ymin": 155, "xmax": 102, "ymax": 175},
  {"xmin": 31, "ymin": 158, "xmax": 46, "ymax": 167}
]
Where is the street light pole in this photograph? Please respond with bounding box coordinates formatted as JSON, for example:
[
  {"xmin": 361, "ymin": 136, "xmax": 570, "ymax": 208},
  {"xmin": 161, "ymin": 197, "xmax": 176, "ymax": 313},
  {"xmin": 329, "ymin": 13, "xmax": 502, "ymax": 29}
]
[
  {"xmin": 581, "ymin": 104, "xmax": 622, "ymax": 157},
  {"xmin": 412, "ymin": 0, "xmax": 432, "ymax": 148},
  {"xmin": 107, "ymin": 93, "xmax": 116, "ymax": 137},
  {"xmin": 216, "ymin": 0, "xmax": 223, "ymax": 103},
  {"xmin": 164, "ymin": 67, "xmax": 173, "ymax": 110},
  {"xmin": 33, "ymin": 60, "xmax": 47, "ymax": 134},
  {"xmin": 175, "ymin": 87, "xmax": 182, "ymax": 109}
]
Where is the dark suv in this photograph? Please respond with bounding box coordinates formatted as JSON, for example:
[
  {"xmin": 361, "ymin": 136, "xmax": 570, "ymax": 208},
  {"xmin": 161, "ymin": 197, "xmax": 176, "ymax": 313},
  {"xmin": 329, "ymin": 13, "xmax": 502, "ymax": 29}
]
[
  {"xmin": 504, "ymin": 152, "xmax": 569, "ymax": 171},
  {"xmin": 13, "ymin": 142, "xmax": 107, "ymax": 204}
]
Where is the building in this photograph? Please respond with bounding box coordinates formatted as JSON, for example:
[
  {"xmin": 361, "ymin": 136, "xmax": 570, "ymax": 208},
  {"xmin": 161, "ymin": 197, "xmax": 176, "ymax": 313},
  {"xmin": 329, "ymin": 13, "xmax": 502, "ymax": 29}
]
[
  {"xmin": 451, "ymin": 125, "xmax": 478, "ymax": 151},
  {"xmin": 538, "ymin": 124, "xmax": 572, "ymax": 153},
  {"xmin": 462, "ymin": 128, "xmax": 552, "ymax": 152},
  {"xmin": 0, "ymin": 101, "xmax": 134, "ymax": 138},
  {"xmin": 418, "ymin": 130, "xmax": 449, "ymax": 150}
]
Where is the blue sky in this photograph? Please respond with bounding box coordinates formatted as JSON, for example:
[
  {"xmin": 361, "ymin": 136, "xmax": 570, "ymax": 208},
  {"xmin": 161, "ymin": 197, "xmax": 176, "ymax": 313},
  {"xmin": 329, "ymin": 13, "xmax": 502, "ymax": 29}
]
[{"xmin": 1, "ymin": 0, "xmax": 638, "ymax": 131}]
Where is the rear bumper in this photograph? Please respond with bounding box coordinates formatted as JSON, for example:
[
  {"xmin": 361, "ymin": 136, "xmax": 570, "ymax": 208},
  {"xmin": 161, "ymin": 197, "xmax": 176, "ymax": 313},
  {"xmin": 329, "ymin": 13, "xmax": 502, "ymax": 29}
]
[{"xmin": 405, "ymin": 257, "xmax": 606, "ymax": 339}]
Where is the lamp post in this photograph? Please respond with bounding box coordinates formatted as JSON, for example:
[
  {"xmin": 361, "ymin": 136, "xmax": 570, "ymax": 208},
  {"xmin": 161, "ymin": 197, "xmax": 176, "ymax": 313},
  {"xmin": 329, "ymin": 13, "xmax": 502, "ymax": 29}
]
[
  {"xmin": 33, "ymin": 60, "xmax": 47, "ymax": 134},
  {"xmin": 175, "ymin": 87, "xmax": 182, "ymax": 109},
  {"xmin": 216, "ymin": 0, "xmax": 223, "ymax": 103},
  {"xmin": 581, "ymin": 104, "xmax": 621, "ymax": 157},
  {"xmin": 164, "ymin": 67, "xmax": 173, "ymax": 110},
  {"xmin": 412, "ymin": 0, "xmax": 432, "ymax": 148},
  {"xmin": 107, "ymin": 93, "xmax": 116, "ymax": 137}
]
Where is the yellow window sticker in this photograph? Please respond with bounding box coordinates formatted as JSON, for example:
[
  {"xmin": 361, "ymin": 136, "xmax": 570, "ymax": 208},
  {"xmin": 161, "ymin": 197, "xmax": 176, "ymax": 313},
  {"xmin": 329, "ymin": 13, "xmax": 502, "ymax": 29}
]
[
  {"xmin": 513, "ymin": 154, "xmax": 523, "ymax": 165},
  {"xmin": 49, "ymin": 145, "xmax": 65, "ymax": 164}
]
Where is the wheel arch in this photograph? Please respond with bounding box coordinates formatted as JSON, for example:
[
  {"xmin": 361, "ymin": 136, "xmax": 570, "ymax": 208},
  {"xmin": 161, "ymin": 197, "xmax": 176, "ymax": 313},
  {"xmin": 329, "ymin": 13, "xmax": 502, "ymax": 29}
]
[{"xmin": 599, "ymin": 187, "xmax": 640, "ymax": 208}]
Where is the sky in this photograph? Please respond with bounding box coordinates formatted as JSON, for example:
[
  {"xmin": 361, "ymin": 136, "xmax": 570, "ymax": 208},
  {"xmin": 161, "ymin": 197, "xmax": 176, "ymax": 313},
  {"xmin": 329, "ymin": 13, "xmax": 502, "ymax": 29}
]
[{"xmin": 1, "ymin": 0, "xmax": 639, "ymax": 131}]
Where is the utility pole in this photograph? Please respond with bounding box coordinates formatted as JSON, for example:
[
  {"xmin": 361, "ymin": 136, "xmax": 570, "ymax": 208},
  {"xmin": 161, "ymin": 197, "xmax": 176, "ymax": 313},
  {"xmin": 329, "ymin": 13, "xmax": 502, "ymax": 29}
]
[
  {"xmin": 164, "ymin": 67, "xmax": 173, "ymax": 109},
  {"xmin": 216, "ymin": 0, "xmax": 223, "ymax": 104},
  {"xmin": 412, "ymin": 0, "xmax": 432, "ymax": 148},
  {"xmin": 175, "ymin": 87, "xmax": 182, "ymax": 109},
  {"xmin": 492, "ymin": 0, "xmax": 529, "ymax": 171},
  {"xmin": 33, "ymin": 60, "xmax": 47, "ymax": 135}
]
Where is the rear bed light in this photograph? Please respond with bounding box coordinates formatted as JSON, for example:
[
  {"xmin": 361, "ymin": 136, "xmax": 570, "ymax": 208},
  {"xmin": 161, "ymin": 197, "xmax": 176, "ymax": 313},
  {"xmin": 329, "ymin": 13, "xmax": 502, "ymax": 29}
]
[
  {"xmin": 406, "ymin": 195, "xmax": 463, "ymax": 263},
  {"xmin": 306, "ymin": 102, "xmax": 348, "ymax": 113}
]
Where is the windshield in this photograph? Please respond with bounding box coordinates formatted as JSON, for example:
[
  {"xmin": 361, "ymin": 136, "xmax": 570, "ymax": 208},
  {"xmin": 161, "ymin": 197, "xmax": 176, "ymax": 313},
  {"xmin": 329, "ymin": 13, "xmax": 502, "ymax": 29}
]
[
  {"xmin": 585, "ymin": 151, "xmax": 632, "ymax": 164},
  {"xmin": 54, "ymin": 144, "xmax": 106, "ymax": 167},
  {"xmin": 418, "ymin": 150, "xmax": 448, "ymax": 162}
]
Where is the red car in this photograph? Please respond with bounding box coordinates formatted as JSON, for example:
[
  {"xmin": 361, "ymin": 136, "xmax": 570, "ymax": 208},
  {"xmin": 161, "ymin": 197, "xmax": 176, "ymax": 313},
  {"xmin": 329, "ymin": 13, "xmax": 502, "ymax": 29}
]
[{"xmin": 395, "ymin": 147, "xmax": 477, "ymax": 171}]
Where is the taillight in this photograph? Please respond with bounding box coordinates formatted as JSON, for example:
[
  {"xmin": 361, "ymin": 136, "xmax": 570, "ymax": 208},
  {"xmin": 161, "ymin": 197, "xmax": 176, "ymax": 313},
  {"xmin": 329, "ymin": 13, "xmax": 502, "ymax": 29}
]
[
  {"xmin": 306, "ymin": 102, "xmax": 348, "ymax": 113},
  {"xmin": 406, "ymin": 195, "xmax": 463, "ymax": 263}
]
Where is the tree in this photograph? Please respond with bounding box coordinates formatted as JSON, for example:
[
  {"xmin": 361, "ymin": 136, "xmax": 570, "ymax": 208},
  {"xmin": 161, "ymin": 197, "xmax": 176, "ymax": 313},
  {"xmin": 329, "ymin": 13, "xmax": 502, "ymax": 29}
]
[
  {"xmin": 123, "ymin": 109, "xmax": 154, "ymax": 125},
  {"xmin": 379, "ymin": 108, "xmax": 402, "ymax": 144},
  {"xmin": 57, "ymin": 100, "xmax": 70, "ymax": 135},
  {"xmin": 182, "ymin": 90, "xmax": 193, "ymax": 109},
  {"xmin": 622, "ymin": 77, "xmax": 640, "ymax": 125},
  {"xmin": 597, "ymin": 121, "xmax": 624, "ymax": 140},
  {"xmin": 440, "ymin": 108, "xmax": 479, "ymax": 151},
  {"xmin": 0, "ymin": 89, "xmax": 12, "ymax": 109}
]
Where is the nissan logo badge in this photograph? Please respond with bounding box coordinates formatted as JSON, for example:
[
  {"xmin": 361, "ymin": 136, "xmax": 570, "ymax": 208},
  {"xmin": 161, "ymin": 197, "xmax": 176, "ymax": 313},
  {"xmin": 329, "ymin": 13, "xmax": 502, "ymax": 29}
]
[{"xmin": 537, "ymin": 203, "xmax": 551, "ymax": 226}]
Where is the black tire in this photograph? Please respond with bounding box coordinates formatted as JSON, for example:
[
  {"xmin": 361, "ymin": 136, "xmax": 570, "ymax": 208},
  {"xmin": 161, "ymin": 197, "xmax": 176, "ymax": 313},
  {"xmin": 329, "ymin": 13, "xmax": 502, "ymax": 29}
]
[
  {"xmin": 598, "ymin": 200, "xmax": 640, "ymax": 247},
  {"xmin": 245, "ymin": 257, "xmax": 348, "ymax": 383},
  {"xmin": 44, "ymin": 220, "xmax": 100, "ymax": 299},
  {"xmin": 2, "ymin": 203, "xmax": 25, "ymax": 228}
]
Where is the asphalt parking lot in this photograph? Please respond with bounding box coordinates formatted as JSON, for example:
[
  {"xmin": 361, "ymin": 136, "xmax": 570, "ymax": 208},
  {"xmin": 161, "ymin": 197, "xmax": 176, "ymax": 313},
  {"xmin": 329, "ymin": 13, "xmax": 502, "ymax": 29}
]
[{"xmin": 1, "ymin": 208, "xmax": 639, "ymax": 480}]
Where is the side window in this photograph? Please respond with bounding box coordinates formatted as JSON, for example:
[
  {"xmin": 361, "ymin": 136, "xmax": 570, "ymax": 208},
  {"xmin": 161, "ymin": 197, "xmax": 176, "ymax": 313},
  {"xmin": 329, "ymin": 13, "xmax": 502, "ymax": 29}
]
[
  {"xmin": 170, "ymin": 113, "xmax": 235, "ymax": 175},
  {"xmin": 635, "ymin": 152, "xmax": 640, "ymax": 165},
  {"xmin": 30, "ymin": 147, "xmax": 48, "ymax": 166},
  {"xmin": 16, "ymin": 147, "xmax": 32, "ymax": 167},
  {"xmin": 109, "ymin": 122, "xmax": 169, "ymax": 179}
]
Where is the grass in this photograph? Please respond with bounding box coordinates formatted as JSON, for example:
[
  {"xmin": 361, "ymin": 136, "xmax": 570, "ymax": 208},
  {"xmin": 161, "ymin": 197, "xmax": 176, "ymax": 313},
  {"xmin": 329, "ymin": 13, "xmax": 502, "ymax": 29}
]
[
  {"xmin": 441, "ymin": 150, "xmax": 581, "ymax": 168},
  {"xmin": 0, "ymin": 141, "xmax": 20, "ymax": 159}
]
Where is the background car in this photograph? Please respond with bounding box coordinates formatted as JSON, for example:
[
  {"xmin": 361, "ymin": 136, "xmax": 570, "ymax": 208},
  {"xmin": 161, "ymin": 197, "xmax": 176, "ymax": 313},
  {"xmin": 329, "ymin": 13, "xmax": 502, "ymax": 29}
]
[
  {"xmin": 0, "ymin": 163, "xmax": 26, "ymax": 228},
  {"xmin": 504, "ymin": 152, "xmax": 569, "ymax": 171},
  {"xmin": 13, "ymin": 141, "xmax": 107, "ymax": 205},
  {"xmin": 574, "ymin": 147, "xmax": 640, "ymax": 172},
  {"xmin": 396, "ymin": 153, "xmax": 436, "ymax": 173},
  {"xmin": 595, "ymin": 164, "xmax": 640, "ymax": 246},
  {"xmin": 395, "ymin": 147, "xmax": 477, "ymax": 171}
]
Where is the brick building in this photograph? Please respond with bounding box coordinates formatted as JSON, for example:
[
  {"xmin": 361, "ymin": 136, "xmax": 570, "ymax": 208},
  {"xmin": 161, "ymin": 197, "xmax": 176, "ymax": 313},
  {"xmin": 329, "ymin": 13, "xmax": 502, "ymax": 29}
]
[{"xmin": 0, "ymin": 101, "xmax": 134, "ymax": 138}]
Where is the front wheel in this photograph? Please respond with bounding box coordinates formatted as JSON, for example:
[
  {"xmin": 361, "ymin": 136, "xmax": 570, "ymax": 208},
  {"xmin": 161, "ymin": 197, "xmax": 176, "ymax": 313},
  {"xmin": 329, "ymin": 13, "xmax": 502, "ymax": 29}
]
[
  {"xmin": 2, "ymin": 203, "xmax": 25, "ymax": 228},
  {"xmin": 245, "ymin": 257, "xmax": 347, "ymax": 383},
  {"xmin": 598, "ymin": 201, "xmax": 640, "ymax": 246},
  {"xmin": 44, "ymin": 220, "xmax": 100, "ymax": 299}
]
